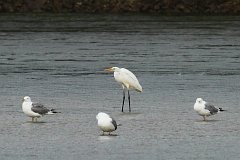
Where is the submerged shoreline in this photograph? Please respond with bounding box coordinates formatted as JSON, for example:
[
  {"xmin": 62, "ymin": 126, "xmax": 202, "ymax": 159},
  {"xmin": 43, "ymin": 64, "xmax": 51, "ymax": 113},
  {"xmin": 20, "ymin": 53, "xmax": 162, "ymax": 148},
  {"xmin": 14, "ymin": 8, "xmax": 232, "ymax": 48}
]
[{"xmin": 0, "ymin": 0, "xmax": 240, "ymax": 15}]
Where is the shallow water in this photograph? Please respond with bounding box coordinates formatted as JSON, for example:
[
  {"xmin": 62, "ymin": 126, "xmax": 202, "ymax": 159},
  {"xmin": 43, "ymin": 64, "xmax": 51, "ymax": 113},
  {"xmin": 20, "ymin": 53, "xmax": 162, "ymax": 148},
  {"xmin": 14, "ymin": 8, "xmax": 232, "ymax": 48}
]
[{"xmin": 0, "ymin": 14, "xmax": 240, "ymax": 160}]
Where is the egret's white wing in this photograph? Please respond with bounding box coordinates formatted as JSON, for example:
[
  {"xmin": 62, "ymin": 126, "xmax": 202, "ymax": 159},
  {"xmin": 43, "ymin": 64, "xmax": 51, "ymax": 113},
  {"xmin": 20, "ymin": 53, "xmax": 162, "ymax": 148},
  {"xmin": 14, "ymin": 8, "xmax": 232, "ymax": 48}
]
[{"xmin": 115, "ymin": 68, "xmax": 142, "ymax": 92}]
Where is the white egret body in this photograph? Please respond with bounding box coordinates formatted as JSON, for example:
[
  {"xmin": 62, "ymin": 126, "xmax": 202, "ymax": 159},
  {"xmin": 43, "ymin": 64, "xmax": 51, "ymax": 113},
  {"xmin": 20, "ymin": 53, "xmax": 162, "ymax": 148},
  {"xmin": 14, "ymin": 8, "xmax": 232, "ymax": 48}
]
[{"xmin": 105, "ymin": 67, "xmax": 142, "ymax": 112}]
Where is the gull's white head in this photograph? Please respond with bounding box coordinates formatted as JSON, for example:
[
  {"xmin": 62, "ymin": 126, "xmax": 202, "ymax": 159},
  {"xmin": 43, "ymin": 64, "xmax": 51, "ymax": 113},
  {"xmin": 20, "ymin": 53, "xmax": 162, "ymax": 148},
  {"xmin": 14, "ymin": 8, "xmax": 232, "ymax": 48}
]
[
  {"xmin": 23, "ymin": 96, "xmax": 32, "ymax": 102},
  {"xmin": 196, "ymin": 98, "xmax": 203, "ymax": 104},
  {"xmin": 104, "ymin": 67, "xmax": 120, "ymax": 72},
  {"xmin": 96, "ymin": 112, "xmax": 110, "ymax": 120}
]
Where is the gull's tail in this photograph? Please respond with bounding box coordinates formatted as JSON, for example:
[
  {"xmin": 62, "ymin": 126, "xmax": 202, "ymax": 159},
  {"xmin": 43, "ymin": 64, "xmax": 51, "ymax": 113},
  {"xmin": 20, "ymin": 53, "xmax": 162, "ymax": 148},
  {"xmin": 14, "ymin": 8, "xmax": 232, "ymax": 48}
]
[{"xmin": 47, "ymin": 109, "xmax": 61, "ymax": 115}]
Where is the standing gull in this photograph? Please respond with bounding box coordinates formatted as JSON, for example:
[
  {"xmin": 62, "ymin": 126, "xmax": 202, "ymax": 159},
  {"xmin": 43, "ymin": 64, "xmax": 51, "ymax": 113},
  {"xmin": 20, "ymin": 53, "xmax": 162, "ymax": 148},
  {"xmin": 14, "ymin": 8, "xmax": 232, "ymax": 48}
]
[
  {"xmin": 96, "ymin": 112, "xmax": 117, "ymax": 135},
  {"xmin": 22, "ymin": 96, "xmax": 59, "ymax": 122},
  {"xmin": 194, "ymin": 98, "xmax": 225, "ymax": 121},
  {"xmin": 105, "ymin": 67, "xmax": 143, "ymax": 112}
]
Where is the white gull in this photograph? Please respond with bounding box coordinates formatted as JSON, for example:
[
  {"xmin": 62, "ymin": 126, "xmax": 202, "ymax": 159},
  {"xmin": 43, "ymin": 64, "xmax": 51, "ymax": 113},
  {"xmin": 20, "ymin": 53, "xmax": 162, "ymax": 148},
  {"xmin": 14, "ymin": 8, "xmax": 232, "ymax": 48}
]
[
  {"xmin": 22, "ymin": 96, "xmax": 59, "ymax": 122},
  {"xmin": 194, "ymin": 98, "xmax": 225, "ymax": 121}
]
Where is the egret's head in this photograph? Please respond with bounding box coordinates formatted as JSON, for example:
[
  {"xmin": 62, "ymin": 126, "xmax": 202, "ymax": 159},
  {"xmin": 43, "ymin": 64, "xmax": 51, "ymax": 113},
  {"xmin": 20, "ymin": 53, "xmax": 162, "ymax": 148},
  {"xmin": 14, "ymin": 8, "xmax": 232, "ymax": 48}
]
[
  {"xmin": 196, "ymin": 98, "xmax": 203, "ymax": 104},
  {"xmin": 96, "ymin": 112, "xmax": 110, "ymax": 120},
  {"xmin": 104, "ymin": 67, "xmax": 120, "ymax": 72},
  {"xmin": 23, "ymin": 96, "xmax": 31, "ymax": 102}
]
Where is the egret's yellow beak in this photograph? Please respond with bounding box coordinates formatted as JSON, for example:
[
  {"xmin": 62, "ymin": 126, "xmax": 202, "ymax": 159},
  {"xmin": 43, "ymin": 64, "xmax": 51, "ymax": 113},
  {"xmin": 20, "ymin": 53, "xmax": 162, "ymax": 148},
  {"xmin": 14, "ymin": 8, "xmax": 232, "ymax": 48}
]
[
  {"xmin": 22, "ymin": 98, "xmax": 24, "ymax": 102},
  {"xmin": 104, "ymin": 67, "xmax": 113, "ymax": 72}
]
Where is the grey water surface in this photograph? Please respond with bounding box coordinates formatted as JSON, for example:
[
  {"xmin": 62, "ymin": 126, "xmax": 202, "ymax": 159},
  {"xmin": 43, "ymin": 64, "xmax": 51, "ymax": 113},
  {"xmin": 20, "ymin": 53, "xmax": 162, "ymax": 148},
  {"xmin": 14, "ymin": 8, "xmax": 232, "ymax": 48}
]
[{"xmin": 0, "ymin": 14, "xmax": 240, "ymax": 160}]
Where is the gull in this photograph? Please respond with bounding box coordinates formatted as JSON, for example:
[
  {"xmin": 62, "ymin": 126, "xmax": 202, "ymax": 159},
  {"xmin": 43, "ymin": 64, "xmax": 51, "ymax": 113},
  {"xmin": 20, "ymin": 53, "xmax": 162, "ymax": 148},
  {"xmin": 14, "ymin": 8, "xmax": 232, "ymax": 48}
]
[
  {"xmin": 194, "ymin": 98, "xmax": 225, "ymax": 121},
  {"xmin": 22, "ymin": 96, "xmax": 59, "ymax": 122},
  {"xmin": 96, "ymin": 112, "xmax": 118, "ymax": 135}
]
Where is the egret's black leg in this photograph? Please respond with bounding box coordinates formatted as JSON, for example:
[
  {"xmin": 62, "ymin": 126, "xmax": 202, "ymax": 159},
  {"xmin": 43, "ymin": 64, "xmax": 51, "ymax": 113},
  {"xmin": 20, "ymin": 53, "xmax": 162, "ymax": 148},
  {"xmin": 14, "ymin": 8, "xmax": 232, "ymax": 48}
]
[
  {"xmin": 128, "ymin": 90, "xmax": 131, "ymax": 112},
  {"xmin": 122, "ymin": 90, "xmax": 125, "ymax": 112}
]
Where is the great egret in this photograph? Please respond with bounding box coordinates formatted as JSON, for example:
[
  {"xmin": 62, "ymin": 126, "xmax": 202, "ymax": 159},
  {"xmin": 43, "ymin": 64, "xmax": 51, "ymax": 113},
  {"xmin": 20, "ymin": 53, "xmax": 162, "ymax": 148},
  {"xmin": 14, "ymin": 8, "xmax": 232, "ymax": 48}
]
[
  {"xmin": 22, "ymin": 96, "xmax": 59, "ymax": 122},
  {"xmin": 194, "ymin": 98, "xmax": 225, "ymax": 121},
  {"xmin": 96, "ymin": 112, "xmax": 117, "ymax": 135},
  {"xmin": 104, "ymin": 67, "xmax": 143, "ymax": 112}
]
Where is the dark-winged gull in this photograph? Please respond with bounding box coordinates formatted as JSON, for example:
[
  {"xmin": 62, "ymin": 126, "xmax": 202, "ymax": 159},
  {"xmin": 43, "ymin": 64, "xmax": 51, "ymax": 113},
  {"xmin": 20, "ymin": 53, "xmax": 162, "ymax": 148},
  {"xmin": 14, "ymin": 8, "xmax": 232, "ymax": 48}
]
[
  {"xmin": 194, "ymin": 98, "xmax": 225, "ymax": 121},
  {"xmin": 22, "ymin": 96, "xmax": 59, "ymax": 122},
  {"xmin": 96, "ymin": 112, "xmax": 117, "ymax": 135}
]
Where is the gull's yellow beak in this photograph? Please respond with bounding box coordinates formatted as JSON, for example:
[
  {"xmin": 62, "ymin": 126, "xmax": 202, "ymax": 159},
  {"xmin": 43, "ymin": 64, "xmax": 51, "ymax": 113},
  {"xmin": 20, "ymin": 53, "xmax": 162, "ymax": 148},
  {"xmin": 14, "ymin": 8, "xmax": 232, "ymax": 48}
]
[{"xmin": 104, "ymin": 67, "xmax": 113, "ymax": 72}]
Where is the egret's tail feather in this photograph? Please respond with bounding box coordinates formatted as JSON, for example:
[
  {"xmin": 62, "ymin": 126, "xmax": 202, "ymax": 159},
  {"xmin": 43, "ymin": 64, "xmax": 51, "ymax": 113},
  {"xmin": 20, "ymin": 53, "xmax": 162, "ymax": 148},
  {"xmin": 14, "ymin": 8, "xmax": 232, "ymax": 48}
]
[{"xmin": 135, "ymin": 86, "xmax": 143, "ymax": 92}]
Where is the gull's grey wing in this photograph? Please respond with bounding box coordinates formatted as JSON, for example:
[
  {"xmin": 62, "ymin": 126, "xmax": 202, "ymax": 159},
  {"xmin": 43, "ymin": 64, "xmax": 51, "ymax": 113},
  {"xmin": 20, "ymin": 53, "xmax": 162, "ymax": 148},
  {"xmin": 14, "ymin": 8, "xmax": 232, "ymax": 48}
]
[
  {"xmin": 204, "ymin": 103, "xmax": 218, "ymax": 115},
  {"xmin": 31, "ymin": 103, "xmax": 50, "ymax": 115},
  {"xmin": 111, "ymin": 118, "xmax": 117, "ymax": 130}
]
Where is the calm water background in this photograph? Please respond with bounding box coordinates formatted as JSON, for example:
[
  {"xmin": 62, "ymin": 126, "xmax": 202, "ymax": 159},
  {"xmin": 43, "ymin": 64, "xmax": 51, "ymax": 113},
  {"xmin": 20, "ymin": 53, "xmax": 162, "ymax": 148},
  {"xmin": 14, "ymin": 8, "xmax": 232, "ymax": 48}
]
[{"xmin": 0, "ymin": 14, "xmax": 240, "ymax": 160}]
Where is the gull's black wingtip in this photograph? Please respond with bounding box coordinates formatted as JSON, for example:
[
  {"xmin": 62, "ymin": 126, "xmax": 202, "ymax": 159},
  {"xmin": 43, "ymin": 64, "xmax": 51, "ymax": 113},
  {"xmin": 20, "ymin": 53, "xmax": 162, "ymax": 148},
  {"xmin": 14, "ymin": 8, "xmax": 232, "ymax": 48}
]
[
  {"xmin": 219, "ymin": 108, "xmax": 226, "ymax": 112},
  {"xmin": 51, "ymin": 109, "xmax": 61, "ymax": 113}
]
